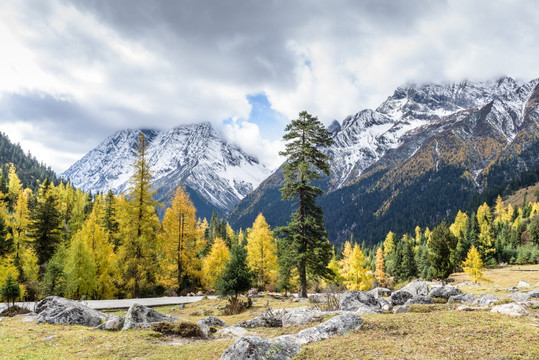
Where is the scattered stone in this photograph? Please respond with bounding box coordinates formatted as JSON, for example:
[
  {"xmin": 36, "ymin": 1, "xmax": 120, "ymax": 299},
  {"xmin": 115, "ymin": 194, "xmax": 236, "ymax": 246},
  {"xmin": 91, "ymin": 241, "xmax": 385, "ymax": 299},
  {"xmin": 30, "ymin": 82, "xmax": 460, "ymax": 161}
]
[
  {"xmin": 122, "ymin": 303, "xmax": 180, "ymax": 330},
  {"xmin": 368, "ymin": 287, "xmax": 392, "ymax": 298},
  {"xmin": 517, "ymin": 280, "xmax": 531, "ymax": 288},
  {"xmin": 392, "ymin": 305, "xmax": 410, "ymax": 314},
  {"xmin": 429, "ymin": 286, "xmax": 463, "ymax": 299},
  {"xmin": 389, "ymin": 290, "xmax": 413, "ymax": 306},
  {"xmin": 198, "ymin": 316, "xmax": 228, "ymax": 328},
  {"xmin": 354, "ymin": 303, "xmax": 383, "ymax": 315},
  {"xmin": 491, "ymin": 303, "xmax": 529, "ymax": 317},
  {"xmin": 400, "ymin": 280, "xmax": 430, "ymax": 296},
  {"xmin": 508, "ymin": 292, "xmax": 530, "ymax": 302},
  {"xmin": 36, "ymin": 296, "xmax": 107, "ymax": 327},
  {"xmin": 457, "ymin": 305, "xmax": 488, "ymax": 312},
  {"xmin": 196, "ymin": 291, "xmax": 204, "ymax": 296},
  {"xmin": 94, "ymin": 315, "xmax": 125, "ymax": 331},
  {"xmin": 281, "ymin": 308, "xmax": 325, "ymax": 326},
  {"xmin": 196, "ymin": 316, "xmax": 227, "ymax": 338},
  {"xmin": 406, "ymin": 295, "xmax": 434, "ymax": 305},
  {"xmin": 221, "ymin": 336, "xmax": 301, "ymax": 360},
  {"xmin": 340, "ymin": 291, "xmax": 380, "ymax": 311},
  {"xmin": 527, "ymin": 289, "xmax": 539, "ymax": 298},
  {"xmin": 293, "ymin": 297, "xmax": 308, "ymax": 303},
  {"xmin": 234, "ymin": 311, "xmax": 283, "ymax": 328},
  {"xmin": 377, "ymin": 297, "xmax": 392, "ymax": 311},
  {"xmin": 280, "ymin": 313, "xmax": 363, "ymax": 345},
  {"xmin": 0, "ymin": 318, "xmax": 3, "ymax": 322},
  {"xmin": 456, "ymin": 282, "xmax": 479, "ymax": 288},
  {"xmin": 506, "ymin": 286, "xmax": 519, "ymax": 292},
  {"xmin": 247, "ymin": 288, "xmax": 262, "ymax": 298},
  {"xmin": 475, "ymin": 294, "xmax": 498, "ymax": 306},
  {"xmin": 447, "ymin": 293, "xmax": 478, "ymax": 304}
]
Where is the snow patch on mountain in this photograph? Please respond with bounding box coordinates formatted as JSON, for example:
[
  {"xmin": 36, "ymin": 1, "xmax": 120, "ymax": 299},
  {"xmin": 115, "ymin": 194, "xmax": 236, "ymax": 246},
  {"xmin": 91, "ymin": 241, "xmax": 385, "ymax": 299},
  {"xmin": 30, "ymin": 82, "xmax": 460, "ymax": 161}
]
[{"xmin": 61, "ymin": 123, "xmax": 271, "ymax": 213}]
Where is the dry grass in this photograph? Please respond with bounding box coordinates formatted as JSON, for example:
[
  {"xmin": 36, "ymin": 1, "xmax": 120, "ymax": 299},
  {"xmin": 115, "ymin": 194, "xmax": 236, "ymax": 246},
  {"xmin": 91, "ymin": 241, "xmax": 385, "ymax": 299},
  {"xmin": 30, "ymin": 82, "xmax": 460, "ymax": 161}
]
[
  {"xmin": 1, "ymin": 267, "xmax": 539, "ymax": 359},
  {"xmin": 449, "ymin": 263, "xmax": 539, "ymax": 296},
  {"xmin": 295, "ymin": 311, "xmax": 539, "ymax": 360},
  {"xmin": 504, "ymin": 182, "xmax": 539, "ymax": 208}
]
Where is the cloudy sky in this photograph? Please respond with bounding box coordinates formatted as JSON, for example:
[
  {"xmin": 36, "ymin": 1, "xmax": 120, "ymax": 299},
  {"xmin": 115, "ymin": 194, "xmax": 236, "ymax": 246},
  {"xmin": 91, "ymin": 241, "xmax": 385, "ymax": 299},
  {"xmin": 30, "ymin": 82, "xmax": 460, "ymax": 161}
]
[{"xmin": 0, "ymin": 0, "xmax": 538, "ymax": 173}]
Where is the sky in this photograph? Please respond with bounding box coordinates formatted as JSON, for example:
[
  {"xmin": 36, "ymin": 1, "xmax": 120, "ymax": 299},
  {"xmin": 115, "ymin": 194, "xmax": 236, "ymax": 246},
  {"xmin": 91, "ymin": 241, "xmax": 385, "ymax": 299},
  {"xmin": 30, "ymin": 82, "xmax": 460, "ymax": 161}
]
[{"xmin": 0, "ymin": 0, "xmax": 538, "ymax": 173}]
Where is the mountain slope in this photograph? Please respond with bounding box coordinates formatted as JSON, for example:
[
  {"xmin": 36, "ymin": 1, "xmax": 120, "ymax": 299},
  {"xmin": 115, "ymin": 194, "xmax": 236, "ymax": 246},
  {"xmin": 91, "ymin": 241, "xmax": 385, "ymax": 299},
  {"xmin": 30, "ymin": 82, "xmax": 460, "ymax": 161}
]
[
  {"xmin": 228, "ymin": 77, "xmax": 539, "ymax": 244},
  {"xmin": 61, "ymin": 123, "xmax": 271, "ymax": 220},
  {"xmin": 0, "ymin": 131, "xmax": 59, "ymax": 190}
]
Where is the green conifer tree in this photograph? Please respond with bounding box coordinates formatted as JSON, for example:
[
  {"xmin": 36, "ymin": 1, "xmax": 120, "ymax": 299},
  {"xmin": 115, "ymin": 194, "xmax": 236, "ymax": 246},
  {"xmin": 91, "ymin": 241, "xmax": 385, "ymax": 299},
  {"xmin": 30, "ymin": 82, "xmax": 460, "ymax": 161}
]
[{"xmin": 277, "ymin": 111, "xmax": 333, "ymax": 298}]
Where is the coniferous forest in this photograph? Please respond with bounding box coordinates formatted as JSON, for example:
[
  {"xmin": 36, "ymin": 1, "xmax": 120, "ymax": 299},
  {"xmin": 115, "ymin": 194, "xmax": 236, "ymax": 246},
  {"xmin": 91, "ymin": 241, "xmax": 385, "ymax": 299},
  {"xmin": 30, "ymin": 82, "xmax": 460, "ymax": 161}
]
[{"xmin": 1, "ymin": 114, "xmax": 539, "ymax": 304}]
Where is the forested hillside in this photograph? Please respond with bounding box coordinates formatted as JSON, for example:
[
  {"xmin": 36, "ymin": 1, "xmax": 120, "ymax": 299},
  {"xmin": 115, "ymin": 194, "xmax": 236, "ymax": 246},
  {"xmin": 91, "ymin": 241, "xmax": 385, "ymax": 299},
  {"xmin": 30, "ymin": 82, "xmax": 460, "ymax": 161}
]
[{"xmin": 0, "ymin": 132, "xmax": 59, "ymax": 191}]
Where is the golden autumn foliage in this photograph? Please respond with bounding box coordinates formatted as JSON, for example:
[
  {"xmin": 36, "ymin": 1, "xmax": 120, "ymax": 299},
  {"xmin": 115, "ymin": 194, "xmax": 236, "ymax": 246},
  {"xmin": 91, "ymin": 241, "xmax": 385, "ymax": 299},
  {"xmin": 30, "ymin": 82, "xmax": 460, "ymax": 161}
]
[
  {"xmin": 246, "ymin": 213, "xmax": 277, "ymax": 289},
  {"xmin": 202, "ymin": 237, "xmax": 230, "ymax": 289},
  {"xmin": 160, "ymin": 187, "xmax": 205, "ymax": 289},
  {"xmin": 374, "ymin": 247, "xmax": 386, "ymax": 286},
  {"xmin": 462, "ymin": 245, "xmax": 486, "ymax": 283},
  {"xmin": 339, "ymin": 241, "xmax": 372, "ymax": 291}
]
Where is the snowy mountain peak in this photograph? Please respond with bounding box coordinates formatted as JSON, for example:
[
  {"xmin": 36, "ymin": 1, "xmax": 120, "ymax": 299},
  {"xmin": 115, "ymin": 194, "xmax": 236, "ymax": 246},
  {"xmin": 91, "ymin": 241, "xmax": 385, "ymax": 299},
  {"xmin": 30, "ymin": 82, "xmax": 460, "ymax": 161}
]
[{"xmin": 61, "ymin": 122, "xmax": 272, "ymax": 217}]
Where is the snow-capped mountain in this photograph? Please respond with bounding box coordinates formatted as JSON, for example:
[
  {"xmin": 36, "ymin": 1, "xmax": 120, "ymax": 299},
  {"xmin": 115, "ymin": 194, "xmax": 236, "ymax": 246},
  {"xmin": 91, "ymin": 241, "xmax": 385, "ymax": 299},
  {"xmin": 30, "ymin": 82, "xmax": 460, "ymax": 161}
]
[
  {"xmin": 229, "ymin": 76, "xmax": 539, "ymax": 245},
  {"xmin": 327, "ymin": 77, "xmax": 528, "ymax": 189},
  {"xmin": 61, "ymin": 123, "xmax": 272, "ymax": 218}
]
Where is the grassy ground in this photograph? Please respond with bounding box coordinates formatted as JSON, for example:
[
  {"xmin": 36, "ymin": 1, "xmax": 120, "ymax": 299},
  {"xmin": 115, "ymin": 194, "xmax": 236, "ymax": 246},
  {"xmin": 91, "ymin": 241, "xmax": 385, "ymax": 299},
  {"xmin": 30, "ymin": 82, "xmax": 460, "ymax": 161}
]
[
  {"xmin": 1, "ymin": 265, "xmax": 538, "ymax": 359},
  {"xmin": 504, "ymin": 182, "xmax": 539, "ymax": 208}
]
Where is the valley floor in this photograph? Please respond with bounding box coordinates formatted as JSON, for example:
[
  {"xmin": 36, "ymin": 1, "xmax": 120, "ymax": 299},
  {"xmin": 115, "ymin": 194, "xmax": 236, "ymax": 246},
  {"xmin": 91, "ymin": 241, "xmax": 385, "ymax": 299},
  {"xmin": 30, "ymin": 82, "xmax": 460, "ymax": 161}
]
[{"xmin": 1, "ymin": 265, "xmax": 538, "ymax": 360}]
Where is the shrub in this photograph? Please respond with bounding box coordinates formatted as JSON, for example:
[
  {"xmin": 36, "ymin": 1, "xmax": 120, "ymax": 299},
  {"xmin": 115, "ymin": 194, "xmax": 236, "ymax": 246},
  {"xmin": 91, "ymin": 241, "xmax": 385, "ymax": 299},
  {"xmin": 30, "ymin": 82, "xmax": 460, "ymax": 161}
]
[{"xmin": 150, "ymin": 321, "xmax": 202, "ymax": 337}]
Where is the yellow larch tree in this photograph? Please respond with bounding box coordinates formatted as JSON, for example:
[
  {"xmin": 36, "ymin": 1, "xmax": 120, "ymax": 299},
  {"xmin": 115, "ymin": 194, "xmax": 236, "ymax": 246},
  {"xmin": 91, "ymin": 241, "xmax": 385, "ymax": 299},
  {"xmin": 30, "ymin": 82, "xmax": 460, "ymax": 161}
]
[
  {"xmin": 450, "ymin": 210, "xmax": 468, "ymax": 240},
  {"xmin": 202, "ymin": 237, "xmax": 229, "ymax": 289},
  {"xmin": 462, "ymin": 245, "xmax": 486, "ymax": 283},
  {"xmin": 246, "ymin": 213, "xmax": 277, "ymax": 289},
  {"xmin": 339, "ymin": 243, "xmax": 372, "ymax": 291},
  {"xmin": 383, "ymin": 231, "xmax": 395, "ymax": 256},
  {"xmin": 160, "ymin": 186, "xmax": 204, "ymax": 290},
  {"xmin": 374, "ymin": 247, "xmax": 386, "ymax": 286}
]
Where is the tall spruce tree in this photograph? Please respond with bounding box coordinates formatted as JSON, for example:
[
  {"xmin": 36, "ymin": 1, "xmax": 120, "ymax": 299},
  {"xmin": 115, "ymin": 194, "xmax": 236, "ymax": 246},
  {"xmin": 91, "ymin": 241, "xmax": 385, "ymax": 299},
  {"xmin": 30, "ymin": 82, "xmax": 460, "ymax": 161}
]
[
  {"xmin": 278, "ymin": 111, "xmax": 333, "ymax": 298},
  {"xmin": 216, "ymin": 242, "xmax": 253, "ymax": 300},
  {"xmin": 30, "ymin": 179, "xmax": 62, "ymax": 276}
]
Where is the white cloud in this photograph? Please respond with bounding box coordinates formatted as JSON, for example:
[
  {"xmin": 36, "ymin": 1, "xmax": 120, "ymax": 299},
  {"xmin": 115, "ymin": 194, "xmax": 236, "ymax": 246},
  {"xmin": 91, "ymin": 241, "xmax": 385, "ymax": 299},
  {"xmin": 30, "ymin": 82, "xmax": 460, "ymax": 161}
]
[{"xmin": 0, "ymin": 0, "xmax": 537, "ymax": 173}]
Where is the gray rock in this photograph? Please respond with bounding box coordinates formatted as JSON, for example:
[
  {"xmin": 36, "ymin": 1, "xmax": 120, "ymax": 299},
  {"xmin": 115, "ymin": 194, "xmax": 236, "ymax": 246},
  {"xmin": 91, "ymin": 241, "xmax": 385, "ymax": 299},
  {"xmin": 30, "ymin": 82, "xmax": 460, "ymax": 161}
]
[
  {"xmin": 280, "ymin": 313, "xmax": 363, "ymax": 345},
  {"xmin": 508, "ymin": 292, "xmax": 530, "ymax": 302},
  {"xmin": 506, "ymin": 286, "xmax": 519, "ymax": 292},
  {"xmin": 474, "ymin": 294, "xmax": 498, "ymax": 306},
  {"xmin": 340, "ymin": 291, "xmax": 380, "ymax": 311},
  {"xmin": 122, "ymin": 303, "xmax": 180, "ymax": 330},
  {"xmin": 36, "ymin": 296, "xmax": 107, "ymax": 327},
  {"xmin": 354, "ymin": 303, "xmax": 383, "ymax": 315},
  {"xmin": 389, "ymin": 290, "xmax": 413, "ymax": 306},
  {"xmin": 281, "ymin": 308, "xmax": 325, "ymax": 326},
  {"xmin": 377, "ymin": 297, "xmax": 392, "ymax": 311},
  {"xmin": 198, "ymin": 316, "xmax": 228, "ymax": 328},
  {"xmin": 527, "ymin": 289, "xmax": 539, "ymax": 298},
  {"xmin": 517, "ymin": 280, "xmax": 531, "ymax": 288},
  {"xmin": 234, "ymin": 311, "xmax": 283, "ymax": 328},
  {"xmin": 392, "ymin": 305, "xmax": 410, "ymax": 314},
  {"xmin": 447, "ymin": 293, "xmax": 478, "ymax": 304},
  {"xmin": 406, "ymin": 295, "xmax": 434, "ymax": 305},
  {"xmin": 368, "ymin": 287, "xmax": 392, "ymax": 298},
  {"xmin": 95, "ymin": 315, "xmax": 125, "ymax": 331},
  {"xmin": 491, "ymin": 303, "xmax": 529, "ymax": 316},
  {"xmin": 221, "ymin": 336, "xmax": 301, "ymax": 360},
  {"xmin": 428, "ymin": 286, "xmax": 462, "ymax": 299},
  {"xmin": 400, "ymin": 280, "xmax": 430, "ymax": 296}
]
